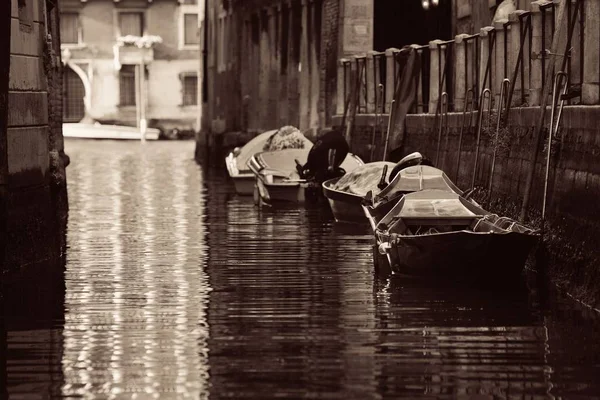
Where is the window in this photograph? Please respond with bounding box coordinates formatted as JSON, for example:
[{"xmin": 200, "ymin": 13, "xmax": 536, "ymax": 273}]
[
  {"xmin": 184, "ymin": 13, "xmax": 199, "ymax": 45},
  {"xmin": 182, "ymin": 74, "xmax": 198, "ymax": 106},
  {"xmin": 119, "ymin": 65, "xmax": 136, "ymax": 106},
  {"xmin": 61, "ymin": 13, "xmax": 80, "ymax": 44},
  {"xmin": 179, "ymin": 5, "xmax": 199, "ymax": 49},
  {"xmin": 119, "ymin": 12, "xmax": 143, "ymax": 37}
]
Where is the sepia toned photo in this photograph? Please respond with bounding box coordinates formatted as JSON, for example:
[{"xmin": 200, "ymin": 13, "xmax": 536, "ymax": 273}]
[{"xmin": 1, "ymin": 0, "xmax": 600, "ymax": 398}]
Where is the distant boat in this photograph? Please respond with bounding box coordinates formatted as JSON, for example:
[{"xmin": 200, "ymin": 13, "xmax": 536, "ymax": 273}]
[
  {"xmin": 248, "ymin": 148, "xmax": 364, "ymax": 205},
  {"xmin": 364, "ymin": 189, "xmax": 539, "ymax": 280},
  {"xmin": 63, "ymin": 123, "xmax": 160, "ymax": 140},
  {"xmin": 225, "ymin": 129, "xmax": 313, "ymax": 195},
  {"xmin": 248, "ymin": 130, "xmax": 364, "ymax": 205}
]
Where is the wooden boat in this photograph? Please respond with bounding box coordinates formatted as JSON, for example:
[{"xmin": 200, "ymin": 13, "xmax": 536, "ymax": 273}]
[
  {"xmin": 325, "ymin": 162, "xmax": 463, "ymax": 224},
  {"xmin": 367, "ymin": 164, "xmax": 464, "ymax": 224},
  {"xmin": 225, "ymin": 129, "xmax": 313, "ymax": 195},
  {"xmin": 63, "ymin": 123, "xmax": 160, "ymax": 140},
  {"xmin": 322, "ymin": 161, "xmax": 396, "ymax": 223},
  {"xmin": 365, "ymin": 189, "xmax": 540, "ymax": 281},
  {"xmin": 248, "ymin": 148, "xmax": 364, "ymax": 205}
]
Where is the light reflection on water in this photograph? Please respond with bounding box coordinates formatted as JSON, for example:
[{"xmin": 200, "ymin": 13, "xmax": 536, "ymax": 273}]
[
  {"xmin": 2, "ymin": 140, "xmax": 600, "ymax": 400},
  {"xmin": 61, "ymin": 142, "xmax": 210, "ymax": 399}
]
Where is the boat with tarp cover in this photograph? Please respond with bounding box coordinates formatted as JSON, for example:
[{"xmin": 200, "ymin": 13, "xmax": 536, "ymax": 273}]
[
  {"xmin": 225, "ymin": 129, "xmax": 313, "ymax": 195},
  {"xmin": 322, "ymin": 161, "xmax": 396, "ymax": 223},
  {"xmin": 248, "ymin": 148, "xmax": 364, "ymax": 205},
  {"xmin": 364, "ymin": 164, "xmax": 464, "ymax": 226},
  {"xmin": 248, "ymin": 130, "xmax": 364, "ymax": 205},
  {"xmin": 324, "ymin": 152, "xmax": 463, "ymax": 224},
  {"xmin": 365, "ymin": 189, "xmax": 539, "ymax": 280}
]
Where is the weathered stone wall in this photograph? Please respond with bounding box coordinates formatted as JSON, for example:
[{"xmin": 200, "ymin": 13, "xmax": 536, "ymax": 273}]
[
  {"xmin": 335, "ymin": 105, "xmax": 600, "ymax": 307},
  {"xmin": 200, "ymin": 0, "xmax": 373, "ymax": 146},
  {"xmin": 2, "ymin": 0, "xmax": 67, "ymax": 277}
]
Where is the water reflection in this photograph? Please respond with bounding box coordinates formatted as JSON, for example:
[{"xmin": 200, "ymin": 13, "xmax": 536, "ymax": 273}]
[
  {"xmin": 2, "ymin": 234, "xmax": 66, "ymax": 399},
  {"xmin": 2, "ymin": 141, "xmax": 600, "ymax": 399},
  {"xmin": 60, "ymin": 142, "xmax": 210, "ymax": 398},
  {"xmin": 371, "ymin": 278, "xmax": 553, "ymax": 398},
  {"xmin": 200, "ymin": 161, "xmax": 599, "ymax": 400}
]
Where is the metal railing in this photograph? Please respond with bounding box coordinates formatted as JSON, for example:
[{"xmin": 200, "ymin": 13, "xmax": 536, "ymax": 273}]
[{"xmin": 336, "ymin": 0, "xmax": 598, "ymax": 120}]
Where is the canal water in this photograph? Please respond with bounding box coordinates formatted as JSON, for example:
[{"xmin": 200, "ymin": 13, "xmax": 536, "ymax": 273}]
[{"xmin": 3, "ymin": 140, "xmax": 600, "ymax": 399}]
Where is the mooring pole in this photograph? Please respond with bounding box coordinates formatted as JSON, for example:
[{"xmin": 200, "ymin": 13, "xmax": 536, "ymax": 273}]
[{"xmin": 520, "ymin": 0, "xmax": 576, "ymax": 222}]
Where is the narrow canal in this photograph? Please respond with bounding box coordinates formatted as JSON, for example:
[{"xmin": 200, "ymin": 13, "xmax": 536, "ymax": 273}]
[{"xmin": 3, "ymin": 140, "xmax": 600, "ymax": 399}]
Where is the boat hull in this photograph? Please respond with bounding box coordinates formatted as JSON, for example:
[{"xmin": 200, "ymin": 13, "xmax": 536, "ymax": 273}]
[
  {"xmin": 225, "ymin": 151, "xmax": 259, "ymax": 196},
  {"xmin": 255, "ymin": 178, "xmax": 320, "ymax": 205},
  {"xmin": 231, "ymin": 174, "xmax": 255, "ymax": 195},
  {"xmin": 322, "ymin": 180, "xmax": 366, "ymax": 223},
  {"xmin": 63, "ymin": 123, "xmax": 160, "ymax": 140},
  {"xmin": 374, "ymin": 230, "xmax": 538, "ymax": 282}
]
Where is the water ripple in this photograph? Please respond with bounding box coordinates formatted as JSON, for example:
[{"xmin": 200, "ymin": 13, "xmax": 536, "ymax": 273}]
[{"xmin": 4, "ymin": 140, "xmax": 600, "ymax": 400}]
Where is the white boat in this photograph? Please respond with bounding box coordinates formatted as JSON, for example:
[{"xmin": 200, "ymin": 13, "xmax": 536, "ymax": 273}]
[
  {"xmin": 225, "ymin": 129, "xmax": 313, "ymax": 195},
  {"xmin": 248, "ymin": 147, "xmax": 364, "ymax": 205},
  {"xmin": 63, "ymin": 123, "xmax": 160, "ymax": 140}
]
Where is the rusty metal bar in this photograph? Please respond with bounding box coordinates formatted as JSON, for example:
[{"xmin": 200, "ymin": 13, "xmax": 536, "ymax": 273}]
[
  {"xmin": 541, "ymin": 71, "xmax": 568, "ymax": 234},
  {"xmin": 489, "ymin": 79, "xmax": 511, "ymax": 199},
  {"xmin": 339, "ymin": 59, "xmax": 352, "ymax": 131},
  {"xmin": 519, "ymin": 0, "xmax": 580, "ymax": 221},
  {"xmin": 435, "ymin": 92, "xmax": 448, "ymax": 166},
  {"xmin": 455, "ymin": 88, "xmax": 476, "ymax": 181},
  {"xmin": 355, "ymin": 56, "xmax": 367, "ymax": 114},
  {"xmin": 471, "ymin": 88, "xmax": 492, "ymax": 189},
  {"xmin": 504, "ymin": 12, "xmax": 532, "ymax": 124},
  {"xmin": 370, "ymin": 83, "xmax": 384, "ymax": 161}
]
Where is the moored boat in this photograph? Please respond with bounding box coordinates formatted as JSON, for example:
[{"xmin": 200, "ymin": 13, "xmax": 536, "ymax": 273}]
[
  {"xmin": 366, "ymin": 189, "xmax": 540, "ymax": 281},
  {"xmin": 322, "ymin": 161, "xmax": 396, "ymax": 223},
  {"xmin": 63, "ymin": 123, "xmax": 160, "ymax": 140},
  {"xmin": 324, "ymin": 152, "xmax": 463, "ymax": 224},
  {"xmin": 248, "ymin": 148, "xmax": 364, "ymax": 205},
  {"xmin": 225, "ymin": 129, "xmax": 313, "ymax": 195},
  {"xmin": 365, "ymin": 163, "xmax": 464, "ymax": 226}
]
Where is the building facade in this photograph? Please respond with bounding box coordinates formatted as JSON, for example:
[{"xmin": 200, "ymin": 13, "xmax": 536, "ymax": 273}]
[
  {"xmin": 59, "ymin": 0, "xmax": 203, "ymax": 133},
  {"xmin": 200, "ymin": 0, "xmax": 473, "ymax": 139},
  {"xmin": 201, "ymin": 0, "xmax": 377, "ymax": 138}
]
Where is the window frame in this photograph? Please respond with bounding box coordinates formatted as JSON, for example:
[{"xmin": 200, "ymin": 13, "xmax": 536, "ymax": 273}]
[
  {"xmin": 118, "ymin": 64, "xmax": 137, "ymax": 107},
  {"xmin": 180, "ymin": 72, "xmax": 199, "ymax": 107},
  {"xmin": 178, "ymin": 4, "xmax": 200, "ymax": 50},
  {"xmin": 60, "ymin": 12, "xmax": 83, "ymax": 47},
  {"xmin": 114, "ymin": 9, "xmax": 147, "ymax": 39}
]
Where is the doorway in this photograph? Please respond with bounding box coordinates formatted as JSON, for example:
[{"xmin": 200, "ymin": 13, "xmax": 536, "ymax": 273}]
[
  {"xmin": 373, "ymin": 0, "xmax": 452, "ymax": 51},
  {"xmin": 63, "ymin": 67, "xmax": 85, "ymax": 122}
]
